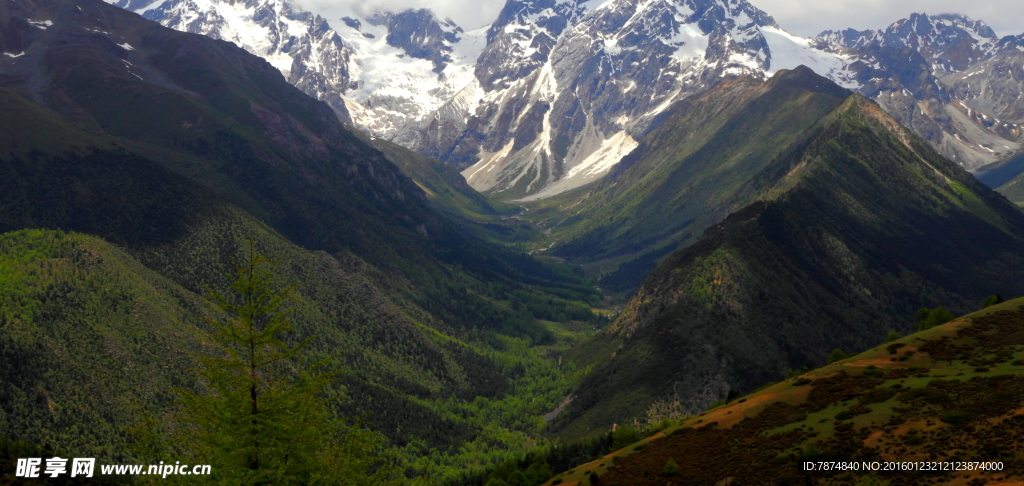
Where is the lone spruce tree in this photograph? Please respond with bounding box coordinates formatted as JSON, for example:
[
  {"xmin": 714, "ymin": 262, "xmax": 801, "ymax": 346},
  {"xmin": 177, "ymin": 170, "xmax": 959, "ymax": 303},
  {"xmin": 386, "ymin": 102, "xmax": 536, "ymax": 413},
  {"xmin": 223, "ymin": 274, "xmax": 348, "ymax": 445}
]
[{"xmin": 176, "ymin": 241, "xmax": 401, "ymax": 485}]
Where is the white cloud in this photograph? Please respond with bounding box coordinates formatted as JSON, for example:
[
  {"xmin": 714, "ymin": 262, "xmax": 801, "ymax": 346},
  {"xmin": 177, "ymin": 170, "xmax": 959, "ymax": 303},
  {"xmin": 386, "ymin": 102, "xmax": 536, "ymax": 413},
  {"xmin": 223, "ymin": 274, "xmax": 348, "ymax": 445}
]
[{"xmin": 746, "ymin": 0, "xmax": 1024, "ymax": 38}]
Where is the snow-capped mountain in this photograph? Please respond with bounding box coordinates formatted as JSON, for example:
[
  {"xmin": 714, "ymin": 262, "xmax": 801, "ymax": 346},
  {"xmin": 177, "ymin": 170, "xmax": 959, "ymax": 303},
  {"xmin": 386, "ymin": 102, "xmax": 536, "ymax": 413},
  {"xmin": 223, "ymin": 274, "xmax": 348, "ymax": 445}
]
[
  {"xmin": 433, "ymin": 0, "xmax": 863, "ymax": 199},
  {"xmin": 110, "ymin": 0, "xmax": 1023, "ymax": 199},
  {"xmin": 109, "ymin": 0, "xmax": 486, "ymax": 138},
  {"xmin": 337, "ymin": 8, "xmax": 487, "ymax": 140},
  {"xmin": 815, "ymin": 13, "xmax": 1022, "ymax": 168},
  {"xmin": 818, "ymin": 13, "xmax": 999, "ymax": 73}
]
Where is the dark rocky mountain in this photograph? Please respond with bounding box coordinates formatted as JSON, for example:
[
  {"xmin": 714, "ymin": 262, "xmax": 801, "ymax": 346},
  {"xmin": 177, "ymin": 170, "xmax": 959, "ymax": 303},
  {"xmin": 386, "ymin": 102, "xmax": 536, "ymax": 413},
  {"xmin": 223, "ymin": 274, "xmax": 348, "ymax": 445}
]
[
  {"xmin": 546, "ymin": 69, "xmax": 1024, "ymax": 438},
  {"xmin": 107, "ymin": 0, "xmax": 356, "ymax": 122},
  {"xmin": 373, "ymin": 9, "xmax": 462, "ymax": 73}
]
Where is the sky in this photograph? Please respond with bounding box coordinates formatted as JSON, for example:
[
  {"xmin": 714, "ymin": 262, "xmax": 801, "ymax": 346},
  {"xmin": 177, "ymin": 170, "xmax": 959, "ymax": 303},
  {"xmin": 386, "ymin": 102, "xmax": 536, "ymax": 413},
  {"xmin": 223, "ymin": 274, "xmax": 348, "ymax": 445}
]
[
  {"xmin": 296, "ymin": 0, "xmax": 1024, "ymax": 38},
  {"xmin": 747, "ymin": 0, "xmax": 1024, "ymax": 38}
]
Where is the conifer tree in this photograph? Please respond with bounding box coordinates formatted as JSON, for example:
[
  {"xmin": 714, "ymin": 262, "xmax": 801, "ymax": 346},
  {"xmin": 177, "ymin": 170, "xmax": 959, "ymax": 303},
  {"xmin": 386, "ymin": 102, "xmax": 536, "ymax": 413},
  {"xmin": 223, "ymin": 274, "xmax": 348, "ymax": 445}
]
[{"xmin": 170, "ymin": 241, "xmax": 402, "ymax": 485}]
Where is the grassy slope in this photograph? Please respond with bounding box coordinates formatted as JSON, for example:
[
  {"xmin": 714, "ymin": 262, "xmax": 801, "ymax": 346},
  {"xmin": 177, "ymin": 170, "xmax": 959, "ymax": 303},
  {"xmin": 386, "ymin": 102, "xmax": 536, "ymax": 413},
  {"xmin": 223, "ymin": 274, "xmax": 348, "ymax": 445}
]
[
  {"xmin": 548, "ymin": 93, "xmax": 1024, "ymax": 440},
  {"xmin": 524, "ymin": 67, "xmax": 853, "ymax": 293},
  {"xmin": 361, "ymin": 134, "xmax": 504, "ymax": 222},
  {"xmin": 542, "ymin": 297, "xmax": 1024, "ymax": 486}
]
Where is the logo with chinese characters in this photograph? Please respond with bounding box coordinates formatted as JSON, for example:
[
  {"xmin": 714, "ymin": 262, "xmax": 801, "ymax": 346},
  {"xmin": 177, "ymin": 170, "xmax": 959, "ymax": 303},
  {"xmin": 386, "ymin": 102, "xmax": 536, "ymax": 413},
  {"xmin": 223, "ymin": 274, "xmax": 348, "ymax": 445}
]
[{"xmin": 15, "ymin": 458, "xmax": 95, "ymax": 478}]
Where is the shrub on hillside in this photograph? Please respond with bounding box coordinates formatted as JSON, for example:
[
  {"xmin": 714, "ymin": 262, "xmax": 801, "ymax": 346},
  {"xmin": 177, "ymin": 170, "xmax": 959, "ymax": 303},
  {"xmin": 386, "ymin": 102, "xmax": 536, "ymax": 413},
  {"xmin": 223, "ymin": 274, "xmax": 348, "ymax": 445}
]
[
  {"xmin": 664, "ymin": 459, "xmax": 679, "ymax": 476},
  {"xmin": 916, "ymin": 307, "xmax": 954, "ymax": 331},
  {"xmin": 982, "ymin": 294, "xmax": 1004, "ymax": 308}
]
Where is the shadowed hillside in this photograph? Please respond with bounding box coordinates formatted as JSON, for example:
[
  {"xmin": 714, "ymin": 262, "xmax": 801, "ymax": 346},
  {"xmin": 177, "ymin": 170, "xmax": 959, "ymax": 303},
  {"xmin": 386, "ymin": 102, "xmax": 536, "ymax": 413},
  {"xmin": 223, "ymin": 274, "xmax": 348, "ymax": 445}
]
[{"xmin": 527, "ymin": 67, "xmax": 854, "ymax": 293}]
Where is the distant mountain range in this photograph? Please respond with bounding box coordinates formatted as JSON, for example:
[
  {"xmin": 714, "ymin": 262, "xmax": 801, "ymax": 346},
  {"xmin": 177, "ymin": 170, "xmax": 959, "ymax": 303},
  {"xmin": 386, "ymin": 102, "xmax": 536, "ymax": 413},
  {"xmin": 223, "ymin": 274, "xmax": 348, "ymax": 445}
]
[{"xmin": 107, "ymin": 0, "xmax": 1024, "ymax": 199}]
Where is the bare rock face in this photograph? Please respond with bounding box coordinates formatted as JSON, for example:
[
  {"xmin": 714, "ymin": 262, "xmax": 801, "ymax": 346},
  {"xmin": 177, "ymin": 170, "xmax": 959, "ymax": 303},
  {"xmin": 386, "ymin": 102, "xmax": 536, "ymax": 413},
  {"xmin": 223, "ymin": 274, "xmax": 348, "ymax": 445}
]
[
  {"xmin": 437, "ymin": 0, "xmax": 859, "ymax": 200},
  {"xmin": 377, "ymin": 9, "xmax": 462, "ymax": 74},
  {"xmin": 817, "ymin": 13, "xmax": 1022, "ymax": 169}
]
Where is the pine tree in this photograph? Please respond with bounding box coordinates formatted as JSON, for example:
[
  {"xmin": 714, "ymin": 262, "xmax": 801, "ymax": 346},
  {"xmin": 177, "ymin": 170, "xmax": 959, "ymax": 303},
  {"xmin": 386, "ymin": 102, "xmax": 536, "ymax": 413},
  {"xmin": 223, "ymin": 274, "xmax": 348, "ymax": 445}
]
[{"xmin": 171, "ymin": 241, "xmax": 402, "ymax": 485}]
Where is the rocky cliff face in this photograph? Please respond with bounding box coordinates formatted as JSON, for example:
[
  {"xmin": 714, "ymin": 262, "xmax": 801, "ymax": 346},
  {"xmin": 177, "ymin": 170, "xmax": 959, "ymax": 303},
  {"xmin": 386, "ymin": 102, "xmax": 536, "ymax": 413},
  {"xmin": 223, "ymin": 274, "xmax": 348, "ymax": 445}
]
[
  {"xmin": 816, "ymin": 13, "xmax": 1023, "ymax": 171},
  {"xmin": 441, "ymin": 0, "xmax": 860, "ymax": 199}
]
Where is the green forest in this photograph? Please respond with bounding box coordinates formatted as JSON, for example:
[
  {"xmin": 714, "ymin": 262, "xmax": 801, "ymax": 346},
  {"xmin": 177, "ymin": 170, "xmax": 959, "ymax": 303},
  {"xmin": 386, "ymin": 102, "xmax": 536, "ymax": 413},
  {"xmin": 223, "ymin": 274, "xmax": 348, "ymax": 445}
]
[{"xmin": 0, "ymin": 229, "xmax": 607, "ymax": 484}]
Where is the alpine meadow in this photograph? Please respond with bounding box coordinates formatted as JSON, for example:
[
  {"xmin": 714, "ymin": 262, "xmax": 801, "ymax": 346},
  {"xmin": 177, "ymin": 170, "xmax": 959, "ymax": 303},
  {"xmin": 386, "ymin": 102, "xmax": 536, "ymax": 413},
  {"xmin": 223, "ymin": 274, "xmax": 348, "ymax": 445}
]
[{"xmin": 2, "ymin": 0, "xmax": 1024, "ymax": 484}]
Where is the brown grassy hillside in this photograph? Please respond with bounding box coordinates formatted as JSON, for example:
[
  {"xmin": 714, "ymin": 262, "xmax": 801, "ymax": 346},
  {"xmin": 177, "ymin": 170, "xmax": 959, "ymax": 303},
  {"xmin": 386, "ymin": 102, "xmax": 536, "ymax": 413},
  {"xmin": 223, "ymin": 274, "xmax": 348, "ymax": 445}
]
[{"xmin": 544, "ymin": 298, "xmax": 1024, "ymax": 486}]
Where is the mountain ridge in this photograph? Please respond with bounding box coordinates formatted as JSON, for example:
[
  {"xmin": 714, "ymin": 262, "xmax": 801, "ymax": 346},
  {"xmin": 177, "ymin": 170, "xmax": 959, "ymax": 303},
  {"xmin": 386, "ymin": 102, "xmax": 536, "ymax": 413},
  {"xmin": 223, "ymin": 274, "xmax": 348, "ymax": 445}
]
[{"xmin": 546, "ymin": 74, "xmax": 1024, "ymax": 438}]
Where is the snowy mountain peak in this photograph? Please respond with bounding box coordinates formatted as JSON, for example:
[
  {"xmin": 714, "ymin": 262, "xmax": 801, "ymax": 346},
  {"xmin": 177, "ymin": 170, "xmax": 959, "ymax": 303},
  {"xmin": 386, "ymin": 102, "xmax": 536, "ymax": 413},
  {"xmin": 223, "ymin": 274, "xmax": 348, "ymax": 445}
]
[
  {"xmin": 817, "ymin": 12, "xmax": 999, "ymax": 73},
  {"xmin": 474, "ymin": 0, "xmax": 593, "ymax": 90},
  {"xmin": 377, "ymin": 8, "xmax": 464, "ymax": 73},
  {"xmin": 335, "ymin": 7, "xmax": 486, "ymax": 140},
  {"xmin": 997, "ymin": 33, "xmax": 1024, "ymax": 52},
  {"xmin": 453, "ymin": 0, "xmax": 861, "ymax": 199}
]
